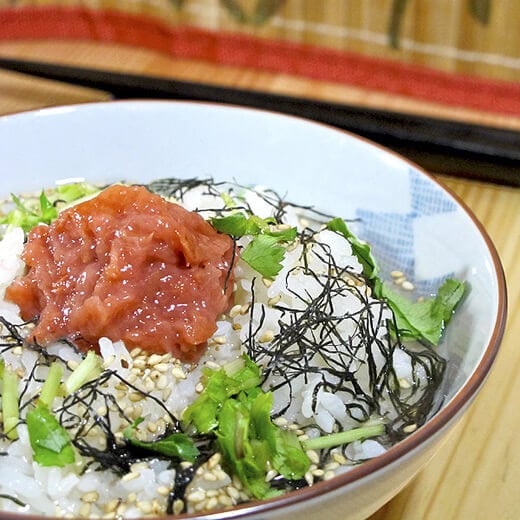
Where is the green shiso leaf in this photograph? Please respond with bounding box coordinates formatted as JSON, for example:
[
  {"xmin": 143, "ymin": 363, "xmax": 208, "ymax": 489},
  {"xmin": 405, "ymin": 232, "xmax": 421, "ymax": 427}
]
[
  {"xmin": 123, "ymin": 418, "xmax": 199, "ymax": 463},
  {"xmin": 26, "ymin": 404, "xmax": 75, "ymax": 467}
]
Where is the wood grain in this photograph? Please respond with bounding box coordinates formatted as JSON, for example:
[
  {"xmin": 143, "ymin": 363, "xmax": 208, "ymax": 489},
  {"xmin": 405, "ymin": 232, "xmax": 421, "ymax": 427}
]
[{"xmin": 0, "ymin": 40, "xmax": 518, "ymax": 520}]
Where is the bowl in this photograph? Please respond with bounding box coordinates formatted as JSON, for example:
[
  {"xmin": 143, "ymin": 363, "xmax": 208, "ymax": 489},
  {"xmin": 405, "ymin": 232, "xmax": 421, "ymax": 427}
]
[{"xmin": 0, "ymin": 101, "xmax": 506, "ymax": 520}]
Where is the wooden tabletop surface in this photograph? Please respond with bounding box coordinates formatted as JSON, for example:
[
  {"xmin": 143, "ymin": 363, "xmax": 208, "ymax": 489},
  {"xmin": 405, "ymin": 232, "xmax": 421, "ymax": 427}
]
[{"xmin": 0, "ymin": 40, "xmax": 518, "ymax": 520}]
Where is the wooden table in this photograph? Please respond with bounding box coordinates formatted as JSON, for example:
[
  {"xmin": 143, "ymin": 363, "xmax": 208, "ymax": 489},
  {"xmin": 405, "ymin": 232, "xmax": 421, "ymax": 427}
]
[{"xmin": 0, "ymin": 40, "xmax": 518, "ymax": 520}]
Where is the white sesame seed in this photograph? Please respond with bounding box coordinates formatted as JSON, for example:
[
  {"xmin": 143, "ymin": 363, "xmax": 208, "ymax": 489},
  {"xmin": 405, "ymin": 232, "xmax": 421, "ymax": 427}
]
[
  {"xmin": 128, "ymin": 392, "xmax": 144, "ymax": 402},
  {"xmin": 259, "ymin": 330, "xmax": 274, "ymax": 343},
  {"xmin": 273, "ymin": 417, "xmax": 288, "ymax": 427},
  {"xmin": 206, "ymin": 497, "xmax": 219, "ymax": 509},
  {"xmin": 240, "ymin": 304, "xmax": 250, "ymax": 315},
  {"xmin": 306, "ymin": 450, "xmax": 320, "ymax": 464},
  {"xmin": 229, "ymin": 304, "xmax": 242, "ymax": 318},
  {"xmin": 12, "ymin": 346, "xmax": 23, "ymax": 356},
  {"xmin": 268, "ymin": 294, "xmax": 282, "ymax": 306},
  {"xmin": 137, "ymin": 501, "xmax": 152, "ymax": 514},
  {"xmin": 195, "ymin": 382, "xmax": 204, "ymax": 393},
  {"xmin": 187, "ymin": 490, "xmax": 205, "ymax": 503},
  {"xmin": 402, "ymin": 280, "xmax": 415, "ymax": 291},
  {"xmin": 390, "ymin": 270, "xmax": 404, "ymax": 278},
  {"xmin": 122, "ymin": 471, "xmax": 140, "ymax": 482},
  {"xmin": 232, "ymin": 323, "xmax": 242, "ymax": 330},
  {"xmin": 262, "ymin": 277, "xmax": 272, "ymax": 288},
  {"xmin": 394, "ymin": 276, "xmax": 406, "ymax": 286},
  {"xmin": 172, "ymin": 367, "xmax": 187, "ymax": 379},
  {"xmin": 173, "ymin": 499, "xmax": 184, "ymax": 515},
  {"xmin": 204, "ymin": 472, "xmax": 217, "ymax": 482},
  {"xmin": 265, "ymin": 469, "xmax": 278, "ymax": 482},
  {"xmin": 79, "ymin": 503, "xmax": 91, "ymax": 517},
  {"xmin": 81, "ymin": 491, "xmax": 99, "ymax": 503},
  {"xmin": 147, "ymin": 354, "xmax": 163, "ymax": 366},
  {"xmin": 213, "ymin": 336, "xmax": 227, "ymax": 345},
  {"xmin": 227, "ymin": 486, "xmax": 240, "ymax": 500},
  {"xmin": 157, "ymin": 486, "xmax": 170, "ymax": 497},
  {"xmin": 219, "ymin": 495, "xmax": 233, "ymax": 507},
  {"xmin": 207, "ymin": 453, "xmax": 222, "ymax": 469},
  {"xmin": 162, "ymin": 387, "xmax": 172, "ymax": 400},
  {"xmin": 156, "ymin": 374, "xmax": 168, "ymax": 390},
  {"xmin": 332, "ymin": 453, "xmax": 347, "ymax": 465},
  {"xmin": 312, "ymin": 468, "xmax": 325, "ymax": 477},
  {"xmin": 324, "ymin": 470, "xmax": 336, "ymax": 480},
  {"xmin": 403, "ymin": 423, "xmax": 417, "ymax": 433}
]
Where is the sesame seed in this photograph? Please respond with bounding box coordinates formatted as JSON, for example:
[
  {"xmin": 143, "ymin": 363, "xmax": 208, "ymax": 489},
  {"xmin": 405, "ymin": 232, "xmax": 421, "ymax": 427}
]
[
  {"xmin": 104, "ymin": 500, "xmax": 119, "ymax": 513},
  {"xmin": 157, "ymin": 486, "xmax": 170, "ymax": 497},
  {"xmin": 132, "ymin": 359, "xmax": 146, "ymax": 370},
  {"xmin": 172, "ymin": 366, "xmax": 187, "ymax": 379},
  {"xmin": 399, "ymin": 378, "xmax": 412, "ymax": 389},
  {"xmin": 127, "ymin": 493, "xmax": 137, "ymax": 503},
  {"xmin": 67, "ymin": 360, "xmax": 79, "ymax": 370},
  {"xmin": 324, "ymin": 462, "xmax": 340, "ymax": 471},
  {"xmin": 240, "ymin": 304, "xmax": 250, "ymax": 315},
  {"xmin": 147, "ymin": 422, "xmax": 157, "ymax": 433},
  {"xmin": 273, "ymin": 417, "xmax": 288, "ymax": 427},
  {"xmin": 259, "ymin": 330, "xmax": 274, "ymax": 343},
  {"xmin": 206, "ymin": 361, "xmax": 221, "ymax": 370},
  {"xmin": 173, "ymin": 499, "xmax": 184, "ymax": 515},
  {"xmin": 219, "ymin": 495, "xmax": 233, "ymax": 507},
  {"xmin": 262, "ymin": 277, "xmax": 272, "ymax": 288},
  {"xmin": 312, "ymin": 469, "xmax": 325, "ymax": 478},
  {"xmin": 154, "ymin": 363, "xmax": 169, "ymax": 373},
  {"xmin": 187, "ymin": 490, "xmax": 206, "ymax": 503},
  {"xmin": 162, "ymin": 387, "xmax": 172, "ymax": 400},
  {"xmin": 298, "ymin": 434, "xmax": 309, "ymax": 441},
  {"xmin": 130, "ymin": 347, "xmax": 142, "ymax": 358},
  {"xmin": 332, "ymin": 453, "xmax": 347, "ymax": 465},
  {"xmin": 304, "ymin": 471, "xmax": 314, "ymax": 486},
  {"xmin": 227, "ymin": 486, "xmax": 240, "ymax": 500},
  {"xmin": 324, "ymin": 470, "xmax": 336, "ymax": 480},
  {"xmin": 195, "ymin": 383, "xmax": 204, "ymax": 393},
  {"xmin": 102, "ymin": 355, "xmax": 115, "ymax": 368},
  {"xmin": 204, "ymin": 472, "xmax": 217, "ymax": 482},
  {"xmin": 232, "ymin": 323, "xmax": 242, "ymax": 330},
  {"xmin": 215, "ymin": 469, "xmax": 228, "ymax": 481},
  {"xmin": 306, "ymin": 450, "xmax": 320, "ymax": 464},
  {"xmin": 213, "ymin": 336, "xmax": 227, "ymax": 345},
  {"xmin": 229, "ymin": 304, "xmax": 242, "ymax": 318},
  {"xmin": 206, "ymin": 497, "xmax": 219, "ymax": 510},
  {"xmin": 156, "ymin": 374, "xmax": 168, "ymax": 390},
  {"xmin": 79, "ymin": 503, "xmax": 91, "ymax": 517},
  {"xmin": 96, "ymin": 406, "xmax": 107, "ymax": 416},
  {"xmin": 128, "ymin": 392, "xmax": 144, "ymax": 402},
  {"xmin": 122, "ymin": 471, "xmax": 140, "ymax": 482},
  {"xmin": 390, "ymin": 270, "xmax": 404, "ymax": 278},
  {"xmin": 12, "ymin": 346, "xmax": 23, "ymax": 356},
  {"xmin": 268, "ymin": 294, "xmax": 282, "ymax": 306},
  {"xmin": 394, "ymin": 276, "xmax": 406, "ymax": 286},
  {"xmin": 402, "ymin": 281, "xmax": 415, "ymax": 291},
  {"xmin": 144, "ymin": 378, "xmax": 155, "ymax": 392},
  {"xmin": 403, "ymin": 423, "xmax": 417, "ymax": 433},
  {"xmin": 147, "ymin": 354, "xmax": 163, "ymax": 366},
  {"xmin": 81, "ymin": 491, "xmax": 99, "ymax": 503},
  {"xmin": 137, "ymin": 501, "xmax": 152, "ymax": 514},
  {"xmin": 265, "ymin": 469, "xmax": 277, "ymax": 482},
  {"xmin": 207, "ymin": 453, "xmax": 222, "ymax": 469}
]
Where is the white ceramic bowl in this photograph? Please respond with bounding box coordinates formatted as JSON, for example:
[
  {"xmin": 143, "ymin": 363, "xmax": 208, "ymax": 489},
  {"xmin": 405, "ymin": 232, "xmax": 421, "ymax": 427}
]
[{"xmin": 0, "ymin": 101, "xmax": 506, "ymax": 520}]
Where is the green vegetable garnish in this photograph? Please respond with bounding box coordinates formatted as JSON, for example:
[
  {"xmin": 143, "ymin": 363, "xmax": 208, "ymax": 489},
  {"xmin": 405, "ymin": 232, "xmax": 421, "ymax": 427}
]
[
  {"xmin": 183, "ymin": 355, "xmax": 309, "ymax": 499},
  {"xmin": 38, "ymin": 362, "xmax": 63, "ymax": 408},
  {"xmin": 182, "ymin": 354, "xmax": 262, "ymax": 433},
  {"xmin": 327, "ymin": 217, "xmax": 466, "ymax": 346},
  {"xmin": 63, "ymin": 351, "xmax": 102, "ymax": 395},
  {"xmin": 26, "ymin": 404, "xmax": 75, "ymax": 467},
  {"xmin": 0, "ymin": 182, "xmax": 100, "ymax": 233},
  {"xmin": 211, "ymin": 213, "xmax": 297, "ymax": 279},
  {"xmin": 375, "ymin": 278, "xmax": 467, "ymax": 345},
  {"xmin": 326, "ymin": 217, "xmax": 379, "ymax": 280},
  {"xmin": 302, "ymin": 423, "xmax": 385, "ymax": 451},
  {"xmin": 2, "ymin": 364, "xmax": 19, "ymax": 440},
  {"xmin": 123, "ymin": 418, "xmax": 199, "ymax": 463}
]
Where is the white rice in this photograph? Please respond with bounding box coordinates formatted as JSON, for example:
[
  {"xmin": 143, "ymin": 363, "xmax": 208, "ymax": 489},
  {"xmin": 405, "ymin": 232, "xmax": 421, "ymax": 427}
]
[{"xmin": 0, "ymin": 182, "xmax": 437, "ymax": 517}]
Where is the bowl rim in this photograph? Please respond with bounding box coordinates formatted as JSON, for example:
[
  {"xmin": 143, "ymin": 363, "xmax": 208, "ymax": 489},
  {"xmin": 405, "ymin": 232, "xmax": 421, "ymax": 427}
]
[{"xmin": 0, "ymin": 100, "xmax": 508, "ymax": 520}]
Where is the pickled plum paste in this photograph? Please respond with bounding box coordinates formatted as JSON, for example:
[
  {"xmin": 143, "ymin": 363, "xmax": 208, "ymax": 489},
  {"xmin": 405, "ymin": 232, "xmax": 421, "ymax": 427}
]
[{"xmin": 6, "ymin": 185, "xmax": 236, "ymax": 360}]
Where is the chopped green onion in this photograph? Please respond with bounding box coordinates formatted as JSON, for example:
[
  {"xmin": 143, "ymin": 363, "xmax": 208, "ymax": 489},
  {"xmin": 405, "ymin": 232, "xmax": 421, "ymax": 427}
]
[
  {"xmin": 39, "ymin": 362, "xmax": 63, "ymax": 408},
  {"xmin": 2, "ymin": 365, "xmax": 20, "ymax": 440},
  {"xmin": 63, "ymin": 351, "xmax": 102, "ymax": 394},
  {"xmin": 302, "ymin": 424, "xmax": 385, "ymax": 451}
]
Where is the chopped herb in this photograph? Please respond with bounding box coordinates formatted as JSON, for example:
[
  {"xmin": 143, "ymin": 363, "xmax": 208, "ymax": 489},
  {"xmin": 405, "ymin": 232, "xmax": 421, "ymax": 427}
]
[
  {"xmin": 211, "ymin": 213, "xmax": 296, "ymax": 279},
  {"xmin": 302, "ymin": 424, "xmax": 385, "ymax": 451},
  {"xmin": 183, "ymin": 355, "xmax": 309, "ymax": 499},
  {"xmin": 38, "ymin": 362, "xmax": 63, "ymax": 408},
  {"xmin": 26, "ymin": 404, "xmax": 75, "ymax": 467},
  {"xmin": 55, "ymin": 182, "xmax": 99, "ymax": 204},
  {"xmin": 123, "ymin": 418, "xmax": 199, "ymax": 463},
  {"xmin": 63, "ymin": 351, "xmax": 102, "ymax": 394},
  {"xmin": 0, "ymin": 191, "xmax": 57, "ymax": 232},
  {"xmin": 182, "ymin": 354, "xmax": 262, "ymax": 434},
  {"xmin": 2, "ymin": 365, "xmax": 19, "ymax": 440},
  {"xmin": 376, "ymin": 278, "xmax": 467, "ymax": 345},
  {"xmin": 326, "ymin": 217, "xmax": 379, "ymax": 280}
]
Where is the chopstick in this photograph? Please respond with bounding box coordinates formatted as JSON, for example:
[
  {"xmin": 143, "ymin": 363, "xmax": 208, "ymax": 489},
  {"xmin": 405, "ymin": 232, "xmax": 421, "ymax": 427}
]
[{"xmin": 1, "ymin": 56, "xmax": 519, "ymax": 187}]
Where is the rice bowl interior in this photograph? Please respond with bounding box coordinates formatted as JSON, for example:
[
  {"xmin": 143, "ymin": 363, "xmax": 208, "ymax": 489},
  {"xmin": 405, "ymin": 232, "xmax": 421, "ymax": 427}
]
[{"xmin": 0, "ymin": 101, "xmax": 506, "ymax": 520}]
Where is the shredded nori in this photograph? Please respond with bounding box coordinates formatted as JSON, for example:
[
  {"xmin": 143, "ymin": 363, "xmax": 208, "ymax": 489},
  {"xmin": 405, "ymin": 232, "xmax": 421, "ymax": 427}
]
[{"xmin": 0, "ymin": 177, "xmax": 448, "ymax": 512}]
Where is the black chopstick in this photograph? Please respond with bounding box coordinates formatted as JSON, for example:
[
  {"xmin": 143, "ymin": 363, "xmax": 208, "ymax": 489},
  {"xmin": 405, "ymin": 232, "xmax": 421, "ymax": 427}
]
[{"xmin": 1, "ymin": 56, "xmax": 519, "ymax": 186}]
